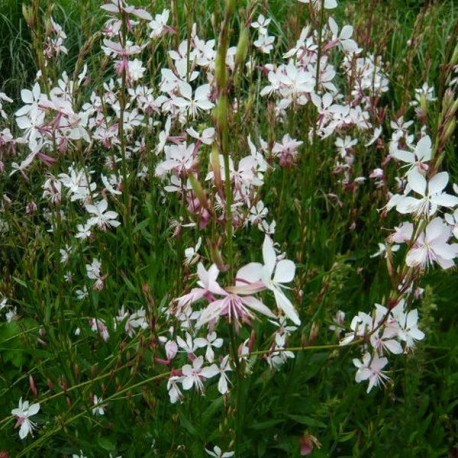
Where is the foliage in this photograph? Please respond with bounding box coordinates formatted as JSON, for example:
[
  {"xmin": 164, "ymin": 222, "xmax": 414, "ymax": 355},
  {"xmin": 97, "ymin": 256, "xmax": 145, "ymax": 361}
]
[{"xmin": 0, "ymin": 0, "xmax": 457, "ymax": 456}]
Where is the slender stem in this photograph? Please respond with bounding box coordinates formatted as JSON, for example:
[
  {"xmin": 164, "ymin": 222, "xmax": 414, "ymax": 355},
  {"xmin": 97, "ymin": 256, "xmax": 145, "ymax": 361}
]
[
  {"xmin": 16, "ymin": 370, "xmax": 172, "ymax": 457},
  {"xmin": 215, "ymin": 0, "xmax": 236, "ymax": 279}
]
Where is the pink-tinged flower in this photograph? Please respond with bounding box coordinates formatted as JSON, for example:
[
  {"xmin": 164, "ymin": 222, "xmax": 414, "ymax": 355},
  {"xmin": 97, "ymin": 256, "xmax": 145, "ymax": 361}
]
[
  {"xmin": 272, "ymin": 134, "xmax": 303, "ymax": 167},
  {"xmin": 388, "ymin": 222, "xmax": 414, "ymax": 244},
  {"xmin": 181, "ymin": 356, "xmax": 219, "ymax": 393},
  {"xmin": 237, "ymin": 236, "xmax": 300, "ymax": 325},
  {"xmin": 175, "ymin": 263, "xmax": 227, "ymax": 312},
  {"xmin": 300, "ymin": 434, "xmax": 321, "ymax": 456},
  {"xmin": 369, "ymin": 326, "xmax": 403, "ymax": 355},
  {"xmin": 353, "ymin": 352, "xmax": 390, "ymax": 393},
  {"xmin": 197, "ymin": 290, "xmax": 275, "ymax": 329},
  {"xmin": 327, "ymin": 18, "xmax": 359, "ymax": 53},
  {"xmin": 11, "ymin": 398, "xmax": 40, "ymax": 439},
  {"xmin": 101, "ymin": 0, "xmax": 152, "ymax": 21},
  {"xmin": 406, "ymin": 217, "xmax": 458, "ymax": 269},
  {"xmin": 89, "ymin": 318, "xmax": 110, "ymax": 341},
  {"xmin": 102, "ymin": 39, "xmax": 145, "ymax": 59}
]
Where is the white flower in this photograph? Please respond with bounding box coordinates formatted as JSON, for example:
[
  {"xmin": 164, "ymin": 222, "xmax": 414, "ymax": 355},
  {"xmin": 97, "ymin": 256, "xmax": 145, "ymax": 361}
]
[
  {"xmin": 11, "ymin": 398, "xmax": 40, "ymax": 439},
  {"xmin": 215, "ymin": 355, "xmax": 232, "ymax": 395},
  {"xmin": 0, "ymin": 296, "xmax": 8, "ymax": 311},
  {"xmin": 205, "ymin": 445, "xmax": 235, "ymax": 457},
  {"xmin": 76, "ymin": 223, "xmax": 92, "ymax": 240},
  {"xmin": 184, "ymin": 237, "xmax": 202, "ymax": 266},
  {"xmin": 353, "ymin": 352, "xmax": 390, "ymax": 393},
  {"xmin": 92, "ymin": 395, "xmax": 105, "ymax": 416},
  {"xmin": 391, "ymin": 135, "xmax": 432, "ymax": 173},
  {"xmin": 391, "ymin": 303, "xmax": 425, "ymax": 350},
  {"xmin": 149, "ymin": 9, "xmax": 170, "ymax": 38},
  {"xmin": 6, "ymin": 306, "xmax": 18, "ymax": 323},
  {"xmin": 181, "ymin": 356, "xmax": 219, "ymax": 392},
  {"xmin": 85, "ymin": 199, "xmax": 121, "ymax": 230},
  {"xmin": 389, "ymin": 169, "xmax": 458, "ymax": 217},
  {"xmin": 237, "ymin": 236, "xmax": 300, "ymax": 325},
  {"xmin": 298, "ymin": 0, "xmax": 338, "ymax": 9},
  {"xmin": 72, "ymin": 451, "xmax": 88, "ymax": 458},
  {"xmin": 194, "ymin": 332, "xmax": 223, "ymax": 363}
]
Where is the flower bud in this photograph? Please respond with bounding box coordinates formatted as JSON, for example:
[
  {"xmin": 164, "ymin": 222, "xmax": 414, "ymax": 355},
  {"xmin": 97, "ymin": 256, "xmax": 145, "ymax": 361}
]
[
  {"xmin": 210, "ymin": 144, "xmax": 222, "ymax": 189},
  {"xmin": 442, "ymin": 117, "xmax": 456, "ymax": 146},
  {"xmin": 235, "ymin": 28, "xmax": 250, "ymax": 69},
  {"xmin": 22, "ymin": 4, "xmax": 36, "ymax": 29},
  {"xmin": 189, "ymin": 173, "xmax": 208, "ymax": 209},
  {"xmin": 209, "ymin": 241, "xmax": 228, "ymax": 272},
  {"xmin": 215, "ymin": 95, "xmax": 229, "ymax": 132}
]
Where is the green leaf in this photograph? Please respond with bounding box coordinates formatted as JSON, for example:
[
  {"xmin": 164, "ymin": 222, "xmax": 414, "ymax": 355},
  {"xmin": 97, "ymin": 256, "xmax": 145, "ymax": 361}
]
[
  {"xmin": 286, "ymin": 414, "xmax": 326, "ymax": 428},
  {"xmin": 250, "ymin": 419, "xmax": 283, "ymax": 430},
  {"xmin": 98, "ymin": 436, "xmax": 116, "ymax": 452}
]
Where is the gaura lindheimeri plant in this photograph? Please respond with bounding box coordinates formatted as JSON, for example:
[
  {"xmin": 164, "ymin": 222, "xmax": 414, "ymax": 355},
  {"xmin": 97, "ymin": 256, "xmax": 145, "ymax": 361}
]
[{"xmin": 0, "ymin": 0, "xmax": 456, "ymax": 455}]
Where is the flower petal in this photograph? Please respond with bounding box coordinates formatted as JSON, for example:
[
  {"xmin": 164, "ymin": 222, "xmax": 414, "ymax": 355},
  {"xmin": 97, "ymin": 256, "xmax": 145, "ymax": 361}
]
[
  {"xmin": 273, "ymin": 259, "xmax": 295, "ymax": 284},
  {"xmin": 262, "ymin": 235, "xmax": 276, "ymax": 276},
  {"xmin": 407, "ymin": 168, "xmax": 426, "ymax": 196},
  {"xmin": 273, "ymin": 288, "xmax": 301, "ymax": 325}
]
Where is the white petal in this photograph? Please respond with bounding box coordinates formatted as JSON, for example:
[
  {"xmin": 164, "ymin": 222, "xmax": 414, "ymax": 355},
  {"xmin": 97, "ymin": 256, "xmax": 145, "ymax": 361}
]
[
  {"xmin": 396, "ymin": 196, "xmax": 420, "ymax": 214},
  {"xmin": 425, "ymin": 217, "xmax": 448, "ymax": 241},
  {"xmin": 407, "ymin": 168, "xmax": 426, "ymax": 196},
  {"xmin": 340, "ymin": 25, "xmax": 353, "ymax": 40},
  {"xmin": 429, "ymin": 172, "xmax": 448, "ymax": 195},
  {"xmin": 243, "ymin": 296, "xmax": 276, "ymax": 318},
  {"xmin": 273, "ymin": 288, "xmax": 300, "ymax": 325},
  {"xmin": 415, "ymin": 135, "xmax": 432, "ymax": 161},
  {"xmin": 21, "ymin": 89, "xmax": 33, "ymax": 104},
  {"xmin": 19, "ymin": 422, "xmax": 29, "ymax": 439},
  {"xmin": 431, "ymin": 193, "xmax": 458, "ymax": 209},
  {"xmin": 406, "ymin": 246, "xmax": 426, "ymax": 267},
  {"xmin": 273, "ymin": 259, "xmax": 295, "ymax": 284},
  {"xmin": 27, "ymin": 403, "xmax": 40, "ymax": 416},
  {"xmin": 236, "ymin": 262, "xmax": 263, "ymax": 284},
  {"xmin": 262, "ymin": 235, "xmax": 276, "ymax": 277},
  {"xmin": 181, "ymin": 377, "xmax": 194, "ymax": 390},
  {"xmin": 391, "ymin": 149, "xmax": 414, "ymax": 164}
]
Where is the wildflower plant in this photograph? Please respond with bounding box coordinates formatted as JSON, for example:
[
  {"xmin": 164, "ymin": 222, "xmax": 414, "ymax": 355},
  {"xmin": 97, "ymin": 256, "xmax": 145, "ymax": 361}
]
[{"xmin": 0, "ymin": 0, "xmax": 456, "ymax": 456}]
